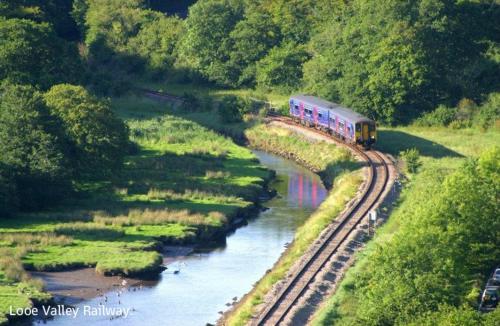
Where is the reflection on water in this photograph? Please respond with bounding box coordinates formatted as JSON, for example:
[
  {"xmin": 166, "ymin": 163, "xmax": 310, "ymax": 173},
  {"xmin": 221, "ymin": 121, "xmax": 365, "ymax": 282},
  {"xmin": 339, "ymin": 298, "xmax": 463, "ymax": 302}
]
[{"xmin": 45, "ymin": 150, "xmax": 327, "ymax": 326}]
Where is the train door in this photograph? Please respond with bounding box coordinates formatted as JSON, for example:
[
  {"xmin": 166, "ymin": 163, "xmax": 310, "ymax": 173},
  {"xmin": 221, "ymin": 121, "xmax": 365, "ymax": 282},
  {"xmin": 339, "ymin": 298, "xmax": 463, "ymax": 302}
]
[
  {"xmin": 299, "ymin": 102, "xmax": 304, "ymax": 120},
  {"xmin": 362, "ymin": 123, "xmax": 369, "ymax": 141},
  {"xmin": 313, "ymin": 107, "xmax": 318, "ymax": 126}
]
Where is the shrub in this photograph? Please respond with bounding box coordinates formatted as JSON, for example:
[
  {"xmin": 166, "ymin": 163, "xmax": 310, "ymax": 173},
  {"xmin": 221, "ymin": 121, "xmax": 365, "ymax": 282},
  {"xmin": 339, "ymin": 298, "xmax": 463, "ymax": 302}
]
[
  {"xmin": 0, "ymin": 165, "xmax": 17, "ymax": 217},
  {"xmin": 474, "ymin": 92, "xmax": 500, "ymax": 130},
  {"xmin": 414, "ymin": 105, "xmax": 457, "ymax": 127},
  {"xmin": 180, "ymin": 93, "xmax": 202, "ymax": 112},
  {"xmin": 399, "ymin": 148, "xmax": 421, "ymax": 174},
  {"xmin": 218, "ymin": 95, "xmax": 245, "ymax": 123}
]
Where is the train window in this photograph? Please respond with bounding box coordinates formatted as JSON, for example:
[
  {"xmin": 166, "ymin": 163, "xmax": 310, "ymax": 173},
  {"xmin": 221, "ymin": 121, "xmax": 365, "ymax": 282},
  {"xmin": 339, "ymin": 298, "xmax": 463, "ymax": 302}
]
[
  {"xmin": 339, "ymin": 121, "xmax": 345, "ymax": 129},
  {"xmin": 368, "ymin": 123, "xmax": 375, "ymax": 131},
  {"xmin": 355, "ymin": 124, "xmax": 361, "ymax": 132},
  {"xmin": 318, "ymin": 113, "xmax": 322, "ymax": 118},
  {"xmin": 294, "ymin": 105, "xmax": 299, "ymax": 111}
]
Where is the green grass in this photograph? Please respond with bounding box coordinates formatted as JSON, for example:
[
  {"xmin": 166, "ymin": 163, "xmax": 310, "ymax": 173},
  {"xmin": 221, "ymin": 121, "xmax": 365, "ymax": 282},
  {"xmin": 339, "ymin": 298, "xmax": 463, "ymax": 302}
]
[
  {"xmin": 0, "ymin": 93, "xmax": 272, "ymax": 322},
  {"xmin": 309, "ymin": 126, "xmax": 500, "ymax": 325},
  {"xmin": 245, "ymin": 123, "xmax": 362, "ymax": 186},
  {"xmin": 226, "ymin": 123, "xmax": 363, "ymax": 326}
]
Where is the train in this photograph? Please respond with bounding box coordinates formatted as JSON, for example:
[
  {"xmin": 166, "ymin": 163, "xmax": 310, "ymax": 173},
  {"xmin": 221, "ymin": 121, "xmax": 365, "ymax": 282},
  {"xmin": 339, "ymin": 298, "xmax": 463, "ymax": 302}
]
[{"xmin": 289, "ymin": 95, "xmax": 377, "ymax": 147}]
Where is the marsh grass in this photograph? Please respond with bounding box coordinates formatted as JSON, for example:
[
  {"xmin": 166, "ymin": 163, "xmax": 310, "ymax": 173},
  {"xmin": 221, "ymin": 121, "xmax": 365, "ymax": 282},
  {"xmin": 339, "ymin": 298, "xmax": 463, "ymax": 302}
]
[
  {"xmin": 0, "ymin": 232, "xmax": 72, "ymax": 247},
  {"xmin": 0, "ymin": 91, "xmax": 272, "ymax": 322},
  {"xmin": 53, "ymin": 223, "xmax": 125, "ymax": 240},
  {"xmin": 93, "ymin": 209, "xmax": 226, "ymax": 227}
]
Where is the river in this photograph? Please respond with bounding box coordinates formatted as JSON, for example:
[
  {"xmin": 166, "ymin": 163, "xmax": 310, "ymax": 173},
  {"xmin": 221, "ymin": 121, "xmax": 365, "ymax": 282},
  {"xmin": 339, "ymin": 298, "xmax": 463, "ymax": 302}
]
[{"xmin": 43, "ymin": 150, "xmax": 327, "ymax": 326}]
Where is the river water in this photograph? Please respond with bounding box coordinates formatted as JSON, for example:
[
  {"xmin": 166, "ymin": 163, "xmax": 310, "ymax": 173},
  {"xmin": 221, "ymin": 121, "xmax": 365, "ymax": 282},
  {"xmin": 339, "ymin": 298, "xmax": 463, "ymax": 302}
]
[{"xmin": 44, "ymin": 150, "xmax": 327, "ymax": 326}]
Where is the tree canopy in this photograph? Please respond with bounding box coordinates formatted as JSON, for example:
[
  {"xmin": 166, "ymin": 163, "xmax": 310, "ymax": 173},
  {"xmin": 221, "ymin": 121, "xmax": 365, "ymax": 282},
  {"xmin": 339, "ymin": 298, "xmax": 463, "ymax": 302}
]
[
  {"xmin": 44, "ymin": 84, "xmax": 130, "ymax": 178},
  {"xmin": 0, "ymin": 17, "xmax": 82, "ymax": 89},
  {"xmin": 0, "ymin": 83, "xmax": 71, "ymax": 210}
]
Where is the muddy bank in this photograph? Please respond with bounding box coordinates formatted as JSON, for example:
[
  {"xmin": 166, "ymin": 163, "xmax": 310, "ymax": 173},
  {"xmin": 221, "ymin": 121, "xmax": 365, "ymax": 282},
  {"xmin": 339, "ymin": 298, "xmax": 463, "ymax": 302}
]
[{"xmin": 31, "ymin": 246, "xmax": 193, "ymax": 305}]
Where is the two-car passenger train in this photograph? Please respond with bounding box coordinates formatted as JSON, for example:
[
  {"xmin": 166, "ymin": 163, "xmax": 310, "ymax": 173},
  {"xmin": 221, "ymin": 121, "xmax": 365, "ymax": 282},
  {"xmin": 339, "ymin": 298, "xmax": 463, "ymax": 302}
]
[{"xmin": 289, "ymin": 95, "xmax": 376, "ymax": 147}]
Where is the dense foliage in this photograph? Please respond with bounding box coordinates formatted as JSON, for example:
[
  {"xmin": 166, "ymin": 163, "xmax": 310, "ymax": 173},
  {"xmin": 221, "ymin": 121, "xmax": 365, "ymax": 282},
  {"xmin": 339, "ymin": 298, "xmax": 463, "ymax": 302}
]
[
  {"xmin": 0, "ymin": 17, "xmax": 82, "ymax": 89},
  {"xmin": 1, "ymin": 0, "xmax": 498, "ymax": 121},
  {"xmin": 0, "ymin": 84, "xmax": 71, "ymax": 211},
  {"xmin": 44, "ymin": 84, "xmax": 130, "ymax": 178},
  {"xmin": 304, "ymin": 0, "xmax": 500, "ymax": 122},
  {"xmin": 345, "ymin": 148, "xmax": 499, "ymax": 325},
  {"xmin": 0, "ymin": 82, "xmax": 129, "ymax": 213}
]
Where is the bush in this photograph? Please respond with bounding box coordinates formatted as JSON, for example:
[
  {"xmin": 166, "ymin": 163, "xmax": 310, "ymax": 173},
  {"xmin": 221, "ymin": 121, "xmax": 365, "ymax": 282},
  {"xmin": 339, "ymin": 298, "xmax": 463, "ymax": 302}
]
[
  {"xmin": 218, "ymin": 95, "xmax": 251, "ymax": 123},
  {"xmin": 399, "ymin": 148, "xmax": 421, "ymax": 174},
  {"xmin": 474, "ymin": 92, "xmax": 500, "ymax": 130},
  {"xmin": 180, "ymin": 93, "xmax": 205, "ymax": 112},
  {"xmin": 0, "ymin": 165, "xmax": 17, "ymax": 217},
  {"xmin": 414, "ymin": 105, "xmax": 457, "ymax": 127}
]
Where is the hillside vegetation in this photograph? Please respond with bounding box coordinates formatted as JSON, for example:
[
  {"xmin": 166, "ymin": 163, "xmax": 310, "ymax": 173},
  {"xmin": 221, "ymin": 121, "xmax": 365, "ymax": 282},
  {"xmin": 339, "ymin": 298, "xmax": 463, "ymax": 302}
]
[
  {"xmin": 311, "ymin": 128, "xmax": 500, "ymax": 325},
  {"xmin": 0, "ymin": 0, "xmax": 499, "ymax": 325}
]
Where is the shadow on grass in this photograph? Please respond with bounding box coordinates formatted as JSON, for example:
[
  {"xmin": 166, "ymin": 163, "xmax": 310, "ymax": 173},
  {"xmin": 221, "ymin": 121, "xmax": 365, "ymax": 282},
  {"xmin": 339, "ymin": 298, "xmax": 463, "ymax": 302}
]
[{"xmin": 376, "ymin": 130, "xmax": 463, "ymax": 158}]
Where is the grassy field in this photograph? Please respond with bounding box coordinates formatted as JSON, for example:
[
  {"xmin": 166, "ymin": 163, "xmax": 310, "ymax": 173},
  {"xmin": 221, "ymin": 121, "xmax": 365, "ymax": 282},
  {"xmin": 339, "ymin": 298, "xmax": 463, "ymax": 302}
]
[
  {"xmin": 0, "ymin": 96, "xmax": 271, "ymax": 324},
  {"xmin": 310, "ymin": 126, "xmax": 500, "ymax": 325},
  {"xmin": 225, "ymin": 123, "xmax": 364, "ymax": 326}
]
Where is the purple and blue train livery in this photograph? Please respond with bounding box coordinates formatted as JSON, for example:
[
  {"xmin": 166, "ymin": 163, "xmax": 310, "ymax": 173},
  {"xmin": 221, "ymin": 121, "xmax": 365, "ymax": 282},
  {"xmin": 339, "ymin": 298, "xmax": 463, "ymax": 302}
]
[{"xmin": 289, "ymin": 95, "xmax": 377, "ymax": 147}]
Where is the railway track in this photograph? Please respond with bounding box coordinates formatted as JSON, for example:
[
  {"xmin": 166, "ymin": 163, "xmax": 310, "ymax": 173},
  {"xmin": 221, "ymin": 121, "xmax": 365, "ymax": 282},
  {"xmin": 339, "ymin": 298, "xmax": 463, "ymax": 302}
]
[
  {"xmin": 138, "ymin": 88, "xmax": 185, "ymax": 103},
  {"xmin": 137, "ymin": 89, "xmax": 393, "ymax": 325},
  {"xmin": 249, "ymin": 117, "xmax": 391, "ymax": 326}
]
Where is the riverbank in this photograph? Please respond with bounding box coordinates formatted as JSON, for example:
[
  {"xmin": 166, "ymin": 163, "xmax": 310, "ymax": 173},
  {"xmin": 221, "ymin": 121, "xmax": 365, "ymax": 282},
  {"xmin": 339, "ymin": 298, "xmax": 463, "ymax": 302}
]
[
  {"xmin": 0, "ymin": 97, "xmax": 272, "ymax": 325},
  {"xmin": 224, "ymin": 122, "xmax": 364, "ymax": 326},
  {"xmin": 38, "ymin": 149, "xmax": 330, "ymax": 326}
]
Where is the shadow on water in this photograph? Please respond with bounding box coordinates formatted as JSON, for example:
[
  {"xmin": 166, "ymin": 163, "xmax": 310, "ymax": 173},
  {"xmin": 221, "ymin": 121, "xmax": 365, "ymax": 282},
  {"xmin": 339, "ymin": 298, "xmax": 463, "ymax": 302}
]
[{"xmin": 376, "ymin": 130, "xmax": 463, "ymax": 158}]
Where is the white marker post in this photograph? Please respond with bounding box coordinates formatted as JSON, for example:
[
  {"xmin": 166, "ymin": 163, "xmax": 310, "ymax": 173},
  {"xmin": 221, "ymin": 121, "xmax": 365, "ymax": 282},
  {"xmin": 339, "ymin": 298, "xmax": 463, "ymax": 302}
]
[{"xmin": 368, "ymin": 210, "xmax": 377, "ymax": 236}]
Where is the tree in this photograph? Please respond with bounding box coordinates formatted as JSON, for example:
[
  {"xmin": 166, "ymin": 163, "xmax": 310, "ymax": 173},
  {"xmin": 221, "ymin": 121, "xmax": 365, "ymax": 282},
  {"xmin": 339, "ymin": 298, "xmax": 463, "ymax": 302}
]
[
  {"xmin": 0, "ymin": 17, "xmax": 82, "ymax": 89},
  {"xmin": 0, "ymin": 163, "xmax": 17, "ymax": 217},
  {"xmin": 0, "ymin": 83, "xmax": 71, "ymax": 210},
  {"xmin": 44, "ymin": 84, "xmax": 130, "ymax": 178},
  {"xmin": 304, "ymin": 0, "xmax": 500, "ymax": 123},
  {"xmin": 0, "ymin": 0, "xmax": 79, "ymax": 40},
  {"xmin": 128, "ymin": 14, "xmax": 184, "ymax": 78},
  {"xmin": 228, "ymin": 9, "xmax": 280, "ymax": 86},
  {"xmin": 256, "ymin": 42, "xmax": 308, "ymax": 91},
  {"xmin": 176, "ymin": 0, "xmax": 244, "ymax": 85}
]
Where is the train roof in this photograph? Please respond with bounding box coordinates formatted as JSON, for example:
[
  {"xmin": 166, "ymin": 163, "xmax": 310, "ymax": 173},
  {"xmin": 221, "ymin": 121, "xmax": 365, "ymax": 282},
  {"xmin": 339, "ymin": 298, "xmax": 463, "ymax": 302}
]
[{"xmin": 290, "ymin": 94, "xmax": 373, "ymax": 123}]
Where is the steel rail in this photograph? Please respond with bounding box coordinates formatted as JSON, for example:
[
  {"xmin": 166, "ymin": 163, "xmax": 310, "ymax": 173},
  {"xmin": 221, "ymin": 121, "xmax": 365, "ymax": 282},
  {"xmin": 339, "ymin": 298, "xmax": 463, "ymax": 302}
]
[{"xmin": 251, "ymin": 117, "xmax": 389, "ymax": 326}]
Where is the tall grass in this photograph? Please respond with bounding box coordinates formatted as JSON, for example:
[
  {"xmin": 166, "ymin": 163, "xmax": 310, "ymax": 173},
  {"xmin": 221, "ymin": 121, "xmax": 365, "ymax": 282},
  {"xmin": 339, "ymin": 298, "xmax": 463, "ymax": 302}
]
[
  {"xmin": 93, "ymin": 209, "xmax": 226, "ymax": 227},
  {"xmin": 245, "ymin": 123, "xmax": 360, "ymax": 186}
]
